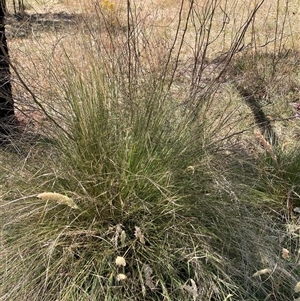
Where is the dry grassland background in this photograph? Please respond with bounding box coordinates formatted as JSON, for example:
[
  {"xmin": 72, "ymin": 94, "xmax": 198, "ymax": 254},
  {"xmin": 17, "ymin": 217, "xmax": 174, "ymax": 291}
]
[{"xmin": 6, "ymin": 0, "xmax": 300, "ymax": 127}]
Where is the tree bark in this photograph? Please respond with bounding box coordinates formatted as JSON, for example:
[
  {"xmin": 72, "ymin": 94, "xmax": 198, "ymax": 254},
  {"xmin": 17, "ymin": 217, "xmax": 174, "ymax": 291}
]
[
  {"xmin": 0, "ymin": 0, "xmax": 6, "ymax": 13},
  {"xmin": 13, "ymin": 0, "xmax": 25, "ymax": 15},
  {"xmin": 0, "ymin": 0, "xmax": 15, "ymax": 135}
]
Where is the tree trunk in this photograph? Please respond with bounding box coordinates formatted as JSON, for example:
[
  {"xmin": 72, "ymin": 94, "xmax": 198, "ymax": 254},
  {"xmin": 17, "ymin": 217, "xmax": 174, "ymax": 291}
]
[
  {"xmin": 0, "ymin": 0, "xmax": 6, "ymax": 13},
  {"xmin": 13, "ymin": 0, "xmax": 25, "ymax": 15},
  {"xmin": 0, "ymin": 0, "xmax": 15, "ymax": 136}
]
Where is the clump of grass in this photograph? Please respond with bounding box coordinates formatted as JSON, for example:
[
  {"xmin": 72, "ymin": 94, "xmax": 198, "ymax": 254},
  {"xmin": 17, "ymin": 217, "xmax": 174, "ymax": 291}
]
[
  {"xmin": 1, "ymin": 1, "xmax": 300, "ymax": 300},
  {"xmin": 254, "ymin": 141, "xmax": 300, "ymax": 216}
]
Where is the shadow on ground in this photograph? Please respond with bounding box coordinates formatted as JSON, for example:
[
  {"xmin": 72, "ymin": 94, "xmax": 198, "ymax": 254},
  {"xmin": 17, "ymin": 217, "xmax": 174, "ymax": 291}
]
[{"xmin": 6, "ymin": 12, "xmax": 82, "ymax": 38}]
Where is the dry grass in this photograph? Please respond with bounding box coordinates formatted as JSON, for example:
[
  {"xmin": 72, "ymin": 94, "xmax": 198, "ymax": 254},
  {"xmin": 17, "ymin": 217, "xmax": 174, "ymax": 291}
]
[
  {"xmin": 4, "ymin": 0, "xmax": 298, "ymax": 156},
  {"xmin": 7, "ymin": 0, "xmax": 299, "ymax": 95},
  {"xmin": 60, "ymin": 0, "xmax": 300, "ymax": 52}
]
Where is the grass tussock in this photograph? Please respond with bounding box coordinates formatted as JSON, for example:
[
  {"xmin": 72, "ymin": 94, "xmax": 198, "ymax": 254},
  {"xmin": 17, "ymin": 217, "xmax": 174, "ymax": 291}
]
[{"xmin": 1, "ymin": 0, "xmax": 300, "ymax": 300}]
